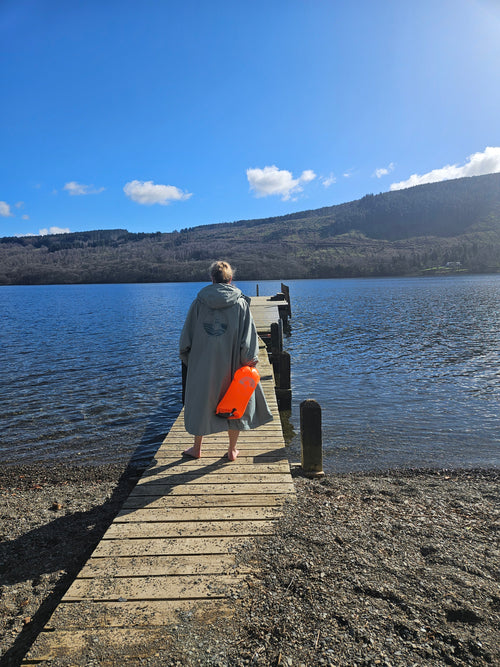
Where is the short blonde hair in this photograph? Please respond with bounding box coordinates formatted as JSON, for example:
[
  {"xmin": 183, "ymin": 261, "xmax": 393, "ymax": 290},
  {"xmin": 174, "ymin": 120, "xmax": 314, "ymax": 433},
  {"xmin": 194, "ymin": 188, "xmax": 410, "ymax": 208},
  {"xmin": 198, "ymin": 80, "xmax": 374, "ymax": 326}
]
[{"xmin": 209, "ymin": 260, "xmax": 234, "ymax": 284}]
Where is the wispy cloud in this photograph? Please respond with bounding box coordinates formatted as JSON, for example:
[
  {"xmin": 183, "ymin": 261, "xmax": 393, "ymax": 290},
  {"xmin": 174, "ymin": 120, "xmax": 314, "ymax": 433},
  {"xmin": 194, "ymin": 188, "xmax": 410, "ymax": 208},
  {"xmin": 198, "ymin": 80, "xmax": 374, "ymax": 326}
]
[
  {"xmin": 0, "ymin": 201, "xmax": 14, "ymax": 217},
  {"xmin": 16, "ymin": 226, "xmax": 71, "ymax": 238},
  {"xmin": 40, "ymin": 226, "xmax": 70, "ymax": 235},
  {"xmin": 373, "ymin": 162, "xmax": 395, "ymax": 178},
  {"xmin": 124, "ymin": 180, "xmax": 192, "ymax": 205},
  {"xmin": 246, "ymin": 165, "xmax": 317, "ymax": 201},
  {"xmin": 64, "ymin": 181, "xmax": 105, "ymax": 196},
  {"xmin": 321, "ymin": 173, "xmax": 336, "ymax": 188},
  {"xmin": 390, "ymin": 147, "xmax": 500, "ymax": 191}
]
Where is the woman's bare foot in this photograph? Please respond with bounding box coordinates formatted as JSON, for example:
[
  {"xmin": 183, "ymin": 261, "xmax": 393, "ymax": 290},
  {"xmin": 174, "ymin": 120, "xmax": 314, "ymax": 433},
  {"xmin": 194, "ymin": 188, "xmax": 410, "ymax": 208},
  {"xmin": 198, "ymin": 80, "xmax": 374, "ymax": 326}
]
[
  {"xmin": 227, "ymin": 429, "xmax": 239, "ymax": 461},
  {"xmin": 182, "ymin": 446, "xmax": 201, "ymax": 459},
  {"xmin": 227, "ymin": 448, "xmax": 239, "ymax": 461}
]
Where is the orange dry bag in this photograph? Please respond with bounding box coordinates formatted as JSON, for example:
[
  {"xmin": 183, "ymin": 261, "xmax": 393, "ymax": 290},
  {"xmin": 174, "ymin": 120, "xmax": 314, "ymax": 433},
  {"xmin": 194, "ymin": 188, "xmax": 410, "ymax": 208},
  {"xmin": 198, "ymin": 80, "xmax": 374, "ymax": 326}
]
[{"xmin": 216, "ymin": 366, "xmax": 260, "ymax": 419}]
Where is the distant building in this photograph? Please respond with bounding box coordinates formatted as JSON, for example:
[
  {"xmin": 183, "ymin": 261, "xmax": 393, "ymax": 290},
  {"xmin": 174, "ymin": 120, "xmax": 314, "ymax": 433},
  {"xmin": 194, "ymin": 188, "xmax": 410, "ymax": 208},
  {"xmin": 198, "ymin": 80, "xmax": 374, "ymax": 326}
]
[{"xmin": 446, "ymin": 261, "xmax": 462, "ymax": 268}]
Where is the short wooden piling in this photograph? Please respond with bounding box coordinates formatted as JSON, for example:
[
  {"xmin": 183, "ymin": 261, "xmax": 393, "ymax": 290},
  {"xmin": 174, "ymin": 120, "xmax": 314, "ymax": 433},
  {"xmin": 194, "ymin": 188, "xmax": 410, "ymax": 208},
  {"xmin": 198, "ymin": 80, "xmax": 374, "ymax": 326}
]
[
  {"xmin": 275, "ymin": 351, "xmax": 291, "ymax": 411},
  {"xmin": 300, "ymin": 399, "xmax": 324, "ymax": 477},
  {"xmin": 270, "ymin": 321, "xmax": 282, "ymax": 355}
]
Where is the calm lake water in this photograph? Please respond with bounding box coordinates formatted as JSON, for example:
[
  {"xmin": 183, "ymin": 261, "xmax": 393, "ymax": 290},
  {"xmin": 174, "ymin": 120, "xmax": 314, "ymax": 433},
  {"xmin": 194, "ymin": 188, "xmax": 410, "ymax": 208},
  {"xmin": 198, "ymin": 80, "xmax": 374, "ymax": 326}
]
[{"xmin": 1, "ymin": 276, "xmax": 499, "ymax": 472}]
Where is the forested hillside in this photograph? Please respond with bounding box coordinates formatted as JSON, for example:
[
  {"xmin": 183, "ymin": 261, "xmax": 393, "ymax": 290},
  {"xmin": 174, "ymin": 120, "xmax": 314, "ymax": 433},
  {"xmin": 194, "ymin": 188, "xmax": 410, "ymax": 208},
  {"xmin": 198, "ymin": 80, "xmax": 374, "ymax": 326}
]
[{"xmin": 1, "ymin": 173, "xmax": 500, "ymax": 284}]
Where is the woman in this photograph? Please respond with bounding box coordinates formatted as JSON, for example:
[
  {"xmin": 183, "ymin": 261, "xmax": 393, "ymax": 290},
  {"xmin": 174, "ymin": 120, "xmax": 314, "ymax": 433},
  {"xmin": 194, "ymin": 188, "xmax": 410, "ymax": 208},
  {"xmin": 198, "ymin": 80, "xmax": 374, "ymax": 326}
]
[{"xmin": 179, "ymin": 261, "xmax": 273, "ymax": 460}]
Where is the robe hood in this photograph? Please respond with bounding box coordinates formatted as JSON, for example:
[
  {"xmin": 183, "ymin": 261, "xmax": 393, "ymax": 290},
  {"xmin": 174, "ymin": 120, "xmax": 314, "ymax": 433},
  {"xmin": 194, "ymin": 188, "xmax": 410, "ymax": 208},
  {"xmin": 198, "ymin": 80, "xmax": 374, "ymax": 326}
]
[{"xmin": 197, "ymin": 283, "xmax": 242, "ymax": 309}]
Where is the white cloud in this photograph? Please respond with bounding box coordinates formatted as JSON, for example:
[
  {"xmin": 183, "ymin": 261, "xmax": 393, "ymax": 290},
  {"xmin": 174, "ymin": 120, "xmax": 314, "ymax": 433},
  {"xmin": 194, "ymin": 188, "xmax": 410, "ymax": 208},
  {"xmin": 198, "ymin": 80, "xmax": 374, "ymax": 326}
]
[
  {"xmin": 39, "ymin": 227, "xmax": 71, "ymax": 236},
  {"xmin": 64, "ymin": 181, "xmax": 105, "ymax": 195},
  {"xmin": 321, "ymin": 173, "xmax": 337, "ymax": 188},
  {"xmin": 123, "ymin": 180, "xmax": 192, "ymax": 205},
  {"xmin": 22, "ymin": 214, "xmax": 29, "ymax": 220},
  {"xmin": 390, "ymin": 147, "xmax": 500, "ymax": 191},
  {"xmin": 374, "ymin": 162, "xmax": 395, "ymax": 178},
  {"xmin": 300, "ymin": 169, "xmax": 316, "ymax": 183},
  {"xmin": 246, "ymin": 165, "xmax": 316, "ymax": 201},
  {"xmin": 16, "ymin": 226, "xmax": 71, "ymax": 238},
  {"xmin": 0, "ymin": 201, "xmax": 14, "ymax": 217}
]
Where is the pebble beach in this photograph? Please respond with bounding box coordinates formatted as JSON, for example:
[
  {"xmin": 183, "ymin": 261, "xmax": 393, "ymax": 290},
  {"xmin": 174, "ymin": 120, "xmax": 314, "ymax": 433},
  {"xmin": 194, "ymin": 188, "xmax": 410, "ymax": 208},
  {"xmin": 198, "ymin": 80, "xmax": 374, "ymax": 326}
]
[{"xmin": 0, "ymin": 464, "xmax": 498, "ymax": 666}]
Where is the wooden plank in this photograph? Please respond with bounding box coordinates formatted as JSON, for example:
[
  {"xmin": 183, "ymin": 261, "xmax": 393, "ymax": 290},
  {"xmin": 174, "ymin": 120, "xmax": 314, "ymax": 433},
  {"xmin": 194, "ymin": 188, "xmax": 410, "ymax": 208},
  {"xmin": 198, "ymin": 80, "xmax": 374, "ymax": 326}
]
[
  {"xmin": 154, "ymin": 448, "xmax": 286, "ymax": 457},
  {"xmin": 92, "ymin": 536, "xmax": 255, "ymax": 558},
  {"xmin": 140, "ymin": 457, "xmax": 290, "ymax": 472},
  {"xmin": 77, "ymin": 554, "xmax": 248, "ymax": 577},
  {"xmin": 135, "ymin": 473, "xmax": 292, "ymax": 487},
  {"xmin": 65, "ymin": 574, "xmax": 245, "ymax": 601},
  {"xmin": 43, "ymin": 599, "xmax": 233, "ymax": 630},
  {"xmin": 153, "ymin": 455, "xmax": 288, "ymax": 465},
  {"xmin": 91, "ymin": 535, "xmax": 252, "ymax": 557},
  {"xmin": 103, "ymin": 519, "xmax": 275, "ymax": 540},
  {"xmin": 116, "ymin": 506, "xmax": 281, "ymax": 522},
  {"xmin": 153, "ymin": 456, "xmax": 288, "ymax": 464},
  {"xmin": 139, "ymin": 462, "xmax": 291, "ymax": 477},
  {"xmin": 24, "ymin": 627, "xmax": 197, "ymax": 662},
  {"xmin": 126, "ymin": 482, "xmax": 295, "ymax": 496},
  {"xmin": 121, "ymin": 493, "xmax": 290, "ymax": 509}
]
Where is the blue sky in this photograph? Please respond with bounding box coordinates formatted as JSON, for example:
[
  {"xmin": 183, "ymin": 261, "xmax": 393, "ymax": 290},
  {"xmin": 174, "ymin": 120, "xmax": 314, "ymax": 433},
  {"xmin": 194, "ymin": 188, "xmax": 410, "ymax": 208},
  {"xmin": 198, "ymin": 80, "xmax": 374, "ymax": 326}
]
[{"xmin": 1, "ymin": 0, "xmax": 500, "ymax": 237}]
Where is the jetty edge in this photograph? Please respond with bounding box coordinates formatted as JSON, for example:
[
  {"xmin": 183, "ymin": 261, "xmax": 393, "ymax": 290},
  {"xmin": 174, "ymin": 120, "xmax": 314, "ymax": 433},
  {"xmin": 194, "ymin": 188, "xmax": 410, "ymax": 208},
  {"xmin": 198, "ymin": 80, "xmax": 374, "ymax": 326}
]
[{"xmin": 23, "ymin": 287, "xmax": 294, "ymax": 665}]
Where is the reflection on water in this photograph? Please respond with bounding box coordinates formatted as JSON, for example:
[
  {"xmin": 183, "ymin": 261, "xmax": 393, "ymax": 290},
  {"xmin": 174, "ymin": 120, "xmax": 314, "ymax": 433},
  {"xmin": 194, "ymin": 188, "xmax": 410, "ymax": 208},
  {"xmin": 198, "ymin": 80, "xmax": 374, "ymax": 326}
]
[{"xmin": 0, "ymin": 276, "xmax": 499, "ymax": 471}]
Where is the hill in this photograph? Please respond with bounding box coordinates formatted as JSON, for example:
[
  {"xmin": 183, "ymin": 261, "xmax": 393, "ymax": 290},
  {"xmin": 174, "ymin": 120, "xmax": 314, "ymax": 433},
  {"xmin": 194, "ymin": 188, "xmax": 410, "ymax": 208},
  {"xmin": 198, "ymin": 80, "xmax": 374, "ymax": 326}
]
[{"xmin": 1, "ymin": 173, "xmax": 500, "ymax": 284}]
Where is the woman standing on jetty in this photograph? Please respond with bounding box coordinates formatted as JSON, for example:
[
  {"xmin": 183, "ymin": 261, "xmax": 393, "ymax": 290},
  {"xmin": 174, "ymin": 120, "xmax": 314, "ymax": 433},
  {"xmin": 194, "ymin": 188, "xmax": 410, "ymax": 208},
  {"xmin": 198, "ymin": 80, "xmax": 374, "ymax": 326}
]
[{"xmin": 179, "ymin": 260, "xmax": 273, "ymax": 460}]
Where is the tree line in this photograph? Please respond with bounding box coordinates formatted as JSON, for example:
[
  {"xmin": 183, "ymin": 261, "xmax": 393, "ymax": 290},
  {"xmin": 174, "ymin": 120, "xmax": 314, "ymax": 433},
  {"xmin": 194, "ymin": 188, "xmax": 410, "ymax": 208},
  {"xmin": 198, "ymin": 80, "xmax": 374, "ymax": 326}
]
[{"xmin": 1, "ymin": 173, "xmax": 499, "ymax": 284}]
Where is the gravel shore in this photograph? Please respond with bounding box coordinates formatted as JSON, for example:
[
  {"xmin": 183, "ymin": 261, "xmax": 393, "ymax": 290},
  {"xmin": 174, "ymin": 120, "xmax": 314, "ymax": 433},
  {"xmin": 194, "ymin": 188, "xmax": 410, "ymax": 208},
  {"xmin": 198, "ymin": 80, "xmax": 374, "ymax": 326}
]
[{"xmin": 0, "ymin": 464, "xmax": 498, "ymax": 666}]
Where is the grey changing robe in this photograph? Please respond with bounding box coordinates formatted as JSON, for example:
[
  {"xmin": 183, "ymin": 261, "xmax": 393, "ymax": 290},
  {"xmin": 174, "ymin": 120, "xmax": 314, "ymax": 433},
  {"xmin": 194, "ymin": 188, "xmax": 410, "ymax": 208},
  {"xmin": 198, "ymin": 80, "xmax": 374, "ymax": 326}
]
[{"xmin": 179, "ymin": 283, "xmax": 273, "ymax": 436}]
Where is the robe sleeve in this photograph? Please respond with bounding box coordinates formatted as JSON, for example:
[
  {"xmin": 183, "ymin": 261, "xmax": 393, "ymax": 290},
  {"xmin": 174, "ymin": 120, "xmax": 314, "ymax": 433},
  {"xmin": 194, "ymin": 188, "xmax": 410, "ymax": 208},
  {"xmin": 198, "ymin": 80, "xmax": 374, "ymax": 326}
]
[{"xmin": 179, "ymin": 299, "xmax": 199, "ymax": 366}]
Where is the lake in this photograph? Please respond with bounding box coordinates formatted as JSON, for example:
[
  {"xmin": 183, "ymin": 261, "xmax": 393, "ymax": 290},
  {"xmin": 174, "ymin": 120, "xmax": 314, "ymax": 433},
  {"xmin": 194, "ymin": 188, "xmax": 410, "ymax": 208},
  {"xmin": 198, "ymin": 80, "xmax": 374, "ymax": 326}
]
[{"xmin": 1, "ymin": 276, "xmax": 499, "ymax": 472}]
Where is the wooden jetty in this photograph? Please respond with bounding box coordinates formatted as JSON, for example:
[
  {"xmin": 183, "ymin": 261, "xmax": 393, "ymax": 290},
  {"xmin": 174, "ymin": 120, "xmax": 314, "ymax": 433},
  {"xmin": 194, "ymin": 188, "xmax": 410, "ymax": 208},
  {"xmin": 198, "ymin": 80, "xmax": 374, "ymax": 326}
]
[
  {"xmin": 250, "ymin": 283, "xmax": 291, "ymax": 348},
  {"xmin": 24, "ymin": 291, "xmax": 294, "ymax": 664}
]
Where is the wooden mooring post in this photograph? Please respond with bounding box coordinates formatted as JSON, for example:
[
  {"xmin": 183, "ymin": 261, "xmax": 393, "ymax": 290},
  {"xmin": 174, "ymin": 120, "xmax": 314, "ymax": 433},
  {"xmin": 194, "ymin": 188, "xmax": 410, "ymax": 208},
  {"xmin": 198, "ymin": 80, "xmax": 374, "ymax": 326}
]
[
  {"xmin": 275, "ymin": 350, "xmax": 291, "ymax": 411},
  {"xmin": 270, "ymin": 320, "xmax": 283, "ymax": 355},
  {"xmin": 300, "ymin": 399, "xmax": 324, "ymax": 477}
]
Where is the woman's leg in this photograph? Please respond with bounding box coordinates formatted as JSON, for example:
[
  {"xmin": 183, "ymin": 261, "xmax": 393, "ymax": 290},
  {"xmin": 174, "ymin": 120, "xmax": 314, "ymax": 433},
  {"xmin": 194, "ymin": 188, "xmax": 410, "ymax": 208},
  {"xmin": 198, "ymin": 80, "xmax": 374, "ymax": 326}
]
[
  {"xmin": 183, "ymin": 435, "xmax": 203, "ymax": 458},
  {"xmin": 227, "ymin": 429, "xmax": 240, "ymax": 461}
]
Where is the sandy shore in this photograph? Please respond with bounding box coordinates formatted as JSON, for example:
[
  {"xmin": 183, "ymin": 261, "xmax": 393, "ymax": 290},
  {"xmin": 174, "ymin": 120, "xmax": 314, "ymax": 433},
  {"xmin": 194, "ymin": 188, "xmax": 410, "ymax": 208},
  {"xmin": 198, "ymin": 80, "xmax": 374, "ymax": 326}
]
[{"xmin": 0, "ymin": 464, "xmax": 498, "ymax": 666}]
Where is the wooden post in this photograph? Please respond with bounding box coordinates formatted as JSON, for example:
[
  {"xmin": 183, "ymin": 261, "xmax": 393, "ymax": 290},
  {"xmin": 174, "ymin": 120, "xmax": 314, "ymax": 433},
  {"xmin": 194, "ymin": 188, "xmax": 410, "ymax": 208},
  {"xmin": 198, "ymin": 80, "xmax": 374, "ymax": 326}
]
[
  {"xmin": 280, "ymin": 282, "xmax": 292, "ymax": 317},
  {"xmin": 300, "ymin": 399, "xmax": 324, "ymax": 477},
  {"xmin": 279, "ymin": 351, "xmax": 290, "ymax": 390},
  {"xmin": 270, "ymin": 322, "xmax": 281, "ymax": 356},
  {"xmin": 256, "ymin": 284, "xmax": 259, "ymax": 296},
  {"xmin": 275, "ymin": 351, "xmax": 291, "ymax": 411}
]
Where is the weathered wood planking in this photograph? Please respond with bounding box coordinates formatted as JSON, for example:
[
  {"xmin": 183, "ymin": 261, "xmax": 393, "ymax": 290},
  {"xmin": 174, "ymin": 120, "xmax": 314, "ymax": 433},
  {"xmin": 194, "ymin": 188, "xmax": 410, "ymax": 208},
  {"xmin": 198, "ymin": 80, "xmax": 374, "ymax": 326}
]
[
  {"xmin": 249, "ymin": 295, "xmax": 289, "ymax": 334},
  {"xmin": 24, "ymin": 309, "xmax": 294, "ymax": 664}
]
